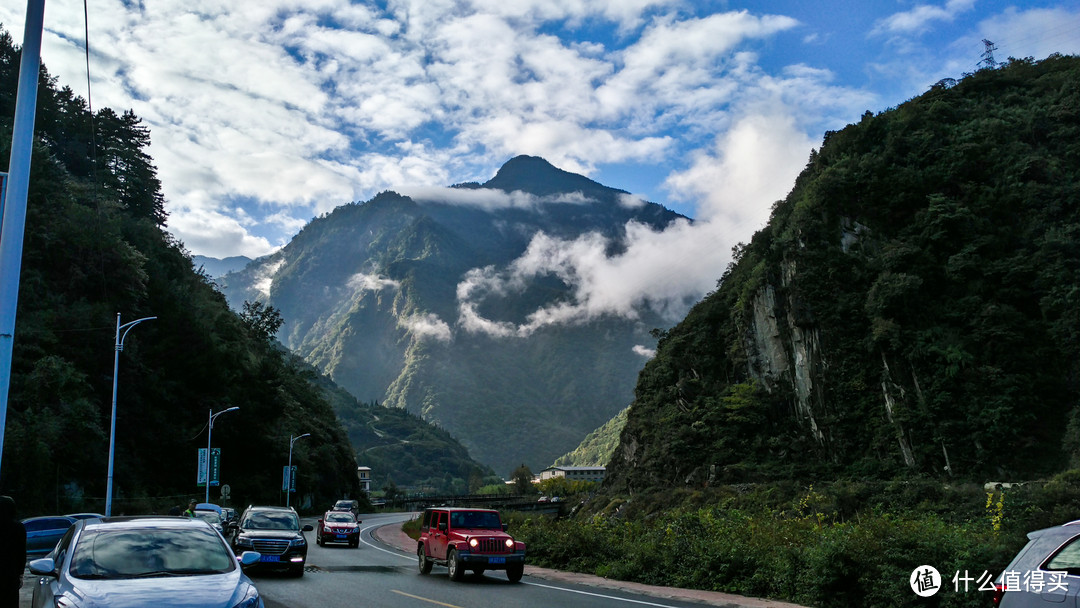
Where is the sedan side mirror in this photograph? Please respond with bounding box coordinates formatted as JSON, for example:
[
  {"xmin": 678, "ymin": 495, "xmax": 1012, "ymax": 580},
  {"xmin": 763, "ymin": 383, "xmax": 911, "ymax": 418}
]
[
  {"xmin": 28, "ymin": 558, "xmax": 56, "ymax": 577},
  {"xmin": 302, "ymin": 524, "xmax": 314, "ymax": 532},
  {"xmin": 238, "ymin": 551, "xmax": 262, "ymax": 566}
]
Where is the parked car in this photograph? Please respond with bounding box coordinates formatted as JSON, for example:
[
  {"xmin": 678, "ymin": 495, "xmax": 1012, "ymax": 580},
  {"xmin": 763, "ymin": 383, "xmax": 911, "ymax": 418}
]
[
  {"xmin": 221, "ymin": 507, "xmax": 239, "ymax": 532},
  {"xmin": 417, "ymin": 507, "xmax": 525, "ymax": 582},
  {"xmin": 331, "ymin": 499, "xmax": 359, "ymax": 517},
  {"xmin": 994, "ymin": 519, "xmax": 1080, "ymax": 606},
  {"xmin": 316, "ymin": 510, "xmax": 361, "ymax": 548},
  {"xmin": 28, "ymin": 516, "xmax": 264, "ymax": 608},
  {"xmin": 63, "ymin": 512, "xmax": 104, "ymax": 520},
  {"xmin": 231, "ymin": 505, "xmax": 313, "ymax": 577},
  {"xmin": 22, "ymin": 515, "xmax": 77, "ymax": 556},
  {"xmin": 193, "ymin": 509, "xmax": 226, "ymax": 536}
]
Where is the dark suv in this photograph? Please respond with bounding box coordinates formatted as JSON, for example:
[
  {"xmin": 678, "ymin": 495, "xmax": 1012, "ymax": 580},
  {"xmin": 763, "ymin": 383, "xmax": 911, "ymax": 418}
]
[
  {"xmin": 231, "ymin": 505, "xmax": 313, "ymax": 577},
  {"xmin": 417, "ymin": 507, "xmax": 525, "ymax": 583}
]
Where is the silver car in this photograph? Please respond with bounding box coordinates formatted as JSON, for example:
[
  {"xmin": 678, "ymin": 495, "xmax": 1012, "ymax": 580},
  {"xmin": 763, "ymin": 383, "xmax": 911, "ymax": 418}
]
[
  {"xmin": 28, "ymin": 516, "xmax": 264, "ymax": 608},
  {"xmin": 995, "ymin": 520, "xmax": 1080, "ymax": 606}
]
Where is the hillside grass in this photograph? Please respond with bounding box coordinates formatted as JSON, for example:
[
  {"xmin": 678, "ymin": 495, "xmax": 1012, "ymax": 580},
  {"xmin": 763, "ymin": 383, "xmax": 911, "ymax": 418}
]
[{"xmin": 504, "ymin": 471, "xmax": 1080, "ymax": 608}]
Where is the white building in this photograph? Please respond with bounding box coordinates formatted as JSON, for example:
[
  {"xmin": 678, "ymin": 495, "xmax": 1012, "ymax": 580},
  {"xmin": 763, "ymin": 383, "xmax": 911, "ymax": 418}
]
[
  {"xmin": 539, "ymin": 466, "xmax": 606, "ymax": 484},
  {"xmin": 356, "ymin": 466, "xmax": 372, "ymax": 492}
]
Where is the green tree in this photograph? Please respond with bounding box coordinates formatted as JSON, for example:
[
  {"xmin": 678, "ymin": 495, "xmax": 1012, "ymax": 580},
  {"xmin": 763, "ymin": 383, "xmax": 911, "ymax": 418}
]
[{"xmin": 241, "ymin": 300, "xmax": 284, "ymax": 343}]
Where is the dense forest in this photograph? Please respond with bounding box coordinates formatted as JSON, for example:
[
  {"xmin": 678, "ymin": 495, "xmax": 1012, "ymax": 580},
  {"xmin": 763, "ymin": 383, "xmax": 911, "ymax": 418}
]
[
  {"xmin": 607, "ymin": 53, "xmax": 1079, "ymax": 493},
  {"xmin": 0, "ymin": 27, "xmax": 365, "ymax": 515}
]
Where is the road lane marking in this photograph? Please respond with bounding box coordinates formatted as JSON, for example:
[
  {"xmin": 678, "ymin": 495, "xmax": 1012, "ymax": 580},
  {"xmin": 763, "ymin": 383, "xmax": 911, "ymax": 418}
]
[
  {"xmin": 524, "ymin": 581, "xmax": 686, "ymax": 608},
  {"xmin": 360, "ymin": 521, "xmax": 414, "ymax": 561},
  {"xmin": 391, "ymin": 589, "xmax": 464, "ymax": 608}
]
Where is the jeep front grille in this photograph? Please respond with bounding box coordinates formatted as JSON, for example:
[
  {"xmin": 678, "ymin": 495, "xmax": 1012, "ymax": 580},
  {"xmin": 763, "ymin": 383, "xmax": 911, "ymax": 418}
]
[
  {"xmin": 252, "ymin": 539, "xmax": 290, "ymax": 555},
  {"xmin": 475, "ymin": 537, "xmax": 510, "ymax": 553}
]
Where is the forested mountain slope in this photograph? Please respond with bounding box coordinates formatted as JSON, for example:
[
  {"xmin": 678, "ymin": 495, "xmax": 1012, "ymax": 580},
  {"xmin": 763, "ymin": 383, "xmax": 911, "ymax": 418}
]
[
  {"xmin": 607, "ymin": 55, "xmax": 1080, "ymax": 492},
  {"xmin": 220, "ymin": 156, "xmax": 686, "ymax": 475},
  {"xmin": 0, "ymin": 28, "xmax": 361, "ymax": 513}
]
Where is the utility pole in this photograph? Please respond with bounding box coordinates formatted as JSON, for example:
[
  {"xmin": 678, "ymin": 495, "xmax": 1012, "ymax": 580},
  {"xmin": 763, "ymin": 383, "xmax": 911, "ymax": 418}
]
[{"xmin": 0, "ymin": 0, "xmax": 47, "ymax": 482}]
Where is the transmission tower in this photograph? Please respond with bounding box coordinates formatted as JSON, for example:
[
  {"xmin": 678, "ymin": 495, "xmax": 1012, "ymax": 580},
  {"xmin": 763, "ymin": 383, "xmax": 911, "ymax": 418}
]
[{"xmin": 980, "ymin": 39, "xmax": 998, "ymax": 69}]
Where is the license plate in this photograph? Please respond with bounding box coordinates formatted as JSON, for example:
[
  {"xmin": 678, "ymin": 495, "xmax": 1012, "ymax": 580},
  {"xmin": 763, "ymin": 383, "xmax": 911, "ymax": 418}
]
[
  {"xmin": 488, "ymin": 557, "xmax": 506, "ymax": 564},
  {"xmin": 259, "ymin": 555, "xmax": 280, "ymax": 562},
  {"xmin": 336, "ymin": 534, "xmax": 348, "ymax": 539}
]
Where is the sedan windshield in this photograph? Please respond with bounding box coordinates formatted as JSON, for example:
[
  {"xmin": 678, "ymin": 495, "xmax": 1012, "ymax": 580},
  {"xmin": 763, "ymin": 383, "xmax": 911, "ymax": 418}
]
[
  {"xmin": 242, "ymin": 511, "xmax": 299, "ymax": 531},
  {"xmin": 69, "ymin": 526, "xmax": 235, "ymax": 579}
]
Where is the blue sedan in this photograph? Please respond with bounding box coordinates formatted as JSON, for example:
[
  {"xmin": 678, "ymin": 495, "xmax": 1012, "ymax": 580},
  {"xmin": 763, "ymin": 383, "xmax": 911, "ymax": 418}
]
[
  {"xmin": 22, "ymin": 516, "xmax": 76, "ymax": 556},
  {"xmin": 29, "ymin": 516, "xmax": 265, "ymax": 608}
]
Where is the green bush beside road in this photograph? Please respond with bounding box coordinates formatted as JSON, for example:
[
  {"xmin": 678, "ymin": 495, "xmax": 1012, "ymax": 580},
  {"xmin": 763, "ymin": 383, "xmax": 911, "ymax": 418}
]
[{"xmin": 506, "ymin": 472, "xmax": 1080, "ymax": 607}]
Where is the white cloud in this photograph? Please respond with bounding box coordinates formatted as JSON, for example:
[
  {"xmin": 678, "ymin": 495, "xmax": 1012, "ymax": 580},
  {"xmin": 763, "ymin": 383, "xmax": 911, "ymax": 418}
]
[
  {"xmin": 347, "ymin": 273, "xmax": 401, "ymax": 292},
  {"xmin": 401, "ymin": 313, "xmax": 453, "ymax": 342},
  {"xmin": 633, "ymin": 344, "xmax": 656, "ymax": 358},
  {"xmin": 872, "ymin": 0, "xmax": 976, "ymax": 36},
  {"xmin": 399, "ymin": 186, "xmax": 596, "ymax": 210},
  {"xmin": 252, "ymin": 258, "xmax": 287, "ymax": 299}
]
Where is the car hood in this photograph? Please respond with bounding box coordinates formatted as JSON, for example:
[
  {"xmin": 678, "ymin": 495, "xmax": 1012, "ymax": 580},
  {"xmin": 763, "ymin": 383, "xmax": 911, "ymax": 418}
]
[
  {"xmin": 456, "ymin": 527, "xmax": 511, "ymax": 538},
  {"xmin": 63, "ymin": 571, "xmax": 255, "ymax": 608},
  {"xmin": 238, "ymin": 529, "xmax": 302, "ymax": 540}
]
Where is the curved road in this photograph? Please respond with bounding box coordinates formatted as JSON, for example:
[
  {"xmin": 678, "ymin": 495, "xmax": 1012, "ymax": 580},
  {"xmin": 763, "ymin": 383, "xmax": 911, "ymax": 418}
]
[{"xmin": 254, "ymin": 512, "xmax": 733, "ymax": 608}]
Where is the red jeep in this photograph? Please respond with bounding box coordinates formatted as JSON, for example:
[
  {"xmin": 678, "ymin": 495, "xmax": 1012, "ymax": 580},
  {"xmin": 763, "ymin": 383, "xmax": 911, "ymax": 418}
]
[{"xmin": 416, "ymin": 507, "xmax": 526, "ymax": 583}]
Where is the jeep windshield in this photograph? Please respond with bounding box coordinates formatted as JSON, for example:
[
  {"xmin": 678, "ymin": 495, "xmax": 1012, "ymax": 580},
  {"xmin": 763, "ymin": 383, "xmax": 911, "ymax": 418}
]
[{"xmin": 450, "ymin": 511, "xmax": 501, "ymax": 529}]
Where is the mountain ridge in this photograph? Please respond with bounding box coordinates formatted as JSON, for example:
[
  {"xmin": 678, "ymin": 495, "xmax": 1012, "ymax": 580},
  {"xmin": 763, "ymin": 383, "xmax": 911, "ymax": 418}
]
[{"xmin": 219, "ymin": 156, "xmax": 688, "ymax": 475}]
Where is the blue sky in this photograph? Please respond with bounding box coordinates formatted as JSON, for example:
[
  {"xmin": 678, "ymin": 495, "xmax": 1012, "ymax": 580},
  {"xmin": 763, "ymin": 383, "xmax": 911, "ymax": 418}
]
[{"xmin": 1, "ymin": 0, "xmax": 1078, "ymax": 331}]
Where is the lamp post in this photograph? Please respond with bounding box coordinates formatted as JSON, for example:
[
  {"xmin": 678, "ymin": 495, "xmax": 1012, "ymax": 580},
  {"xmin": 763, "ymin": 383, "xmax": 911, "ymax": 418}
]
[
  {"xmin": 205, "ymin": 406, "xmax": 239, "ymax": 504},
  {"xmin": 286, "ymin": 433, "xmax": 310, "ymax": 508},
  {"xmin": 105, "ymin": 313, "xmax": 156, "ymax": 517}
]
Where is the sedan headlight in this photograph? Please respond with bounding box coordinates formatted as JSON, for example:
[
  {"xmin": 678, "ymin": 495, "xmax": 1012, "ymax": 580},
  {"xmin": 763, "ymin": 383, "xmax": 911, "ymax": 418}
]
[
  {"xmin": 234, "ymin": 536, "xmax": 253, "ymax": 548},
  {"xmin": 291, "ymin": 537, "xmax": 306, "ymax": 546},
  {"xmin": 232, "ymin": 584, "xmax": 261, "ymax": 608}
]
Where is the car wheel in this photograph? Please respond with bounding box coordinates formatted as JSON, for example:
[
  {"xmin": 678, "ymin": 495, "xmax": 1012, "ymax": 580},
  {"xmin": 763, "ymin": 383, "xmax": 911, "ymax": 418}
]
[
  {"xmin": 447, "ymin": 549, "xmax": 464, "ymax": 581},
  {"xmin": 315, "ymin": 534, "xmax": 321, "ymax": 546},
  {"xmin": 417, "ymin": 545, "xmax": 432, "ymax": 575},
  {"xmin": 506, "ymin": 563, "xmax": 524, "ymax": 583}
]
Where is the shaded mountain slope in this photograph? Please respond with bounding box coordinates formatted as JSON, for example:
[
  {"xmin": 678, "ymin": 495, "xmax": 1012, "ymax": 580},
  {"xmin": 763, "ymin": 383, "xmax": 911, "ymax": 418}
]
[{"xmin": 607, "ymin": 55, "xmax": 1080, "ymax": 492}]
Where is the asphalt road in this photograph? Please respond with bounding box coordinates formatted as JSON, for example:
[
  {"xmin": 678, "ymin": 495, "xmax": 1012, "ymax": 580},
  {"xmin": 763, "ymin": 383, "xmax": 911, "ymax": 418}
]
[
  {"xmin": 254, "ymin": 511, "xmax": 723, "ymax": 608},
  {"xmin": 19, "ymin": 512, "xmax": 808, "ymax": 608}
]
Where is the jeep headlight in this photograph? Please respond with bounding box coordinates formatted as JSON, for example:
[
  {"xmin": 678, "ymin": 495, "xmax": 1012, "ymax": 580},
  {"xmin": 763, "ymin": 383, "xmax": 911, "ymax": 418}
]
[
  {"xmin": 505, "ymin": 538, "xmax": 514, "ymax": 549},
  {"xmin": 468, "ymin": 538, "xmax": 478, "ymax": 549}
]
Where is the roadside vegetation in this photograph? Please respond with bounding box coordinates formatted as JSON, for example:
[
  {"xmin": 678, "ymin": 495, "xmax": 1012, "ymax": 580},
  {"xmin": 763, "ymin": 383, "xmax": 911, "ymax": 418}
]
[{"xmin": 506, "ymin": 471, "xmax": 1080, "ymax": 607}]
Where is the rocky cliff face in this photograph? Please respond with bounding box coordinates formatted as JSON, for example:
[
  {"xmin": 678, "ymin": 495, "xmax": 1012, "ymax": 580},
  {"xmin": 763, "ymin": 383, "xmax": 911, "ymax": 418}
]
[{"xmin": 606, "ymin": 55, "xmax": 1080, "ymax": 491}]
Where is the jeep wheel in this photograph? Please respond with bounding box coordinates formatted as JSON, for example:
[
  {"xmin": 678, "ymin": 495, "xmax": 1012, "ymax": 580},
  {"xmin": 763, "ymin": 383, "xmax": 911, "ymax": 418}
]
[
  {"xmin": 417, "ymin": 545, "xmax": 432, "ymax": 575},
  {"xmin": 506, "ymin": 563, "xmax": 524, "ymax": 583},
  {"xmin": 447, "ymin": 549, "xmax": 464, "ymax": 581}
]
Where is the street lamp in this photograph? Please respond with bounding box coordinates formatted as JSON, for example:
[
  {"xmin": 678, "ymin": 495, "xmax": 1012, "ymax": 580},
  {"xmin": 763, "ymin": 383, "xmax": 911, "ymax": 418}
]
[
  {"xmin": 286, "ymin": 433, "xmax": 310, "ymax": 508},
  {"xmin": 105, "ymin": 313, "xmax": 156, "ymax": 517},
  {"xmin": 205, "ymin": 406, "xmax": 240, "ymax": 504}
]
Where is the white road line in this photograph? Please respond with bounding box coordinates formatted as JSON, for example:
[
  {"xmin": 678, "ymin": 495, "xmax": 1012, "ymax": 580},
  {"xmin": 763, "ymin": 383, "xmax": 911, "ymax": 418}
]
[
  {"xmin": 359, "ymin": 521, "xmax": 414, "ymax": 561},
  {"xmin": 523, "ymin": 581, "xmax": 686, "ymax": 608}
]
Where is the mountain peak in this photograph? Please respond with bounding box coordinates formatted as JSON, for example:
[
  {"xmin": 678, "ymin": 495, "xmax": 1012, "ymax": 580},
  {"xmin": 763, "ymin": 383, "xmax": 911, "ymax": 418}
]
[{"xmin": 483, "ymin": 155, "xmax": 624, "ymax": 198}]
